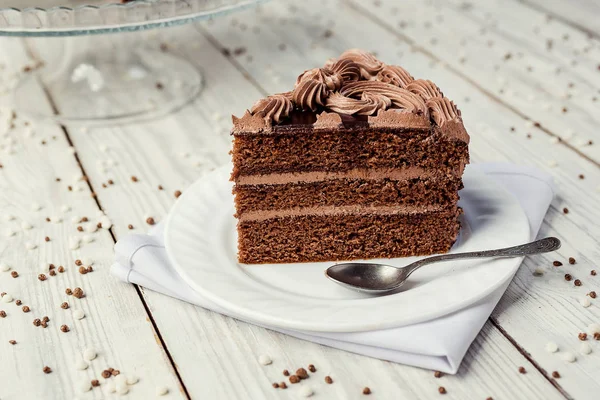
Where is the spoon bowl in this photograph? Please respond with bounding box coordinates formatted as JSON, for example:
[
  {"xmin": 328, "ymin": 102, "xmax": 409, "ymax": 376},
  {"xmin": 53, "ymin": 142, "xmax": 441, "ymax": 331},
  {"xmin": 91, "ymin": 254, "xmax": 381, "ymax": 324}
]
[{"xmin": 326, "ymin": 237, "xmax": 561, "ymax": 294}]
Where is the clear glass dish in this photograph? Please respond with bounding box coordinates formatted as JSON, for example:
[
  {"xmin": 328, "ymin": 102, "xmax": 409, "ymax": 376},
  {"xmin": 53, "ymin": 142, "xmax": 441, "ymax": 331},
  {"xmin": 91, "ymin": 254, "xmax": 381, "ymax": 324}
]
[{"xmin": 0, "ymin": 0, "xmax": 265, "ymax": 124}]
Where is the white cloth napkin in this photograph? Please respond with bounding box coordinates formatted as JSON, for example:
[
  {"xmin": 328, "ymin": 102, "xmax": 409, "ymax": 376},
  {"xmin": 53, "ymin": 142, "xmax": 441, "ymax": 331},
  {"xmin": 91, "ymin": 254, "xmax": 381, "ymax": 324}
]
[{"xmin": 111, "ymin": 163, "xmax": 555, "ymax": 374}]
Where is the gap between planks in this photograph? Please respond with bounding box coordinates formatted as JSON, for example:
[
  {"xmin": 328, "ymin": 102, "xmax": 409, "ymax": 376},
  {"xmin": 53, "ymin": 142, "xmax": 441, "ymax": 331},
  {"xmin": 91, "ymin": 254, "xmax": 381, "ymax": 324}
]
[
  {"xmin": 23, "ymin": 39, "xmax": 193, "ymax": 400},
  {"xmin": 343, "ymin": 0, "xmax": 600, "ymax": 170}
]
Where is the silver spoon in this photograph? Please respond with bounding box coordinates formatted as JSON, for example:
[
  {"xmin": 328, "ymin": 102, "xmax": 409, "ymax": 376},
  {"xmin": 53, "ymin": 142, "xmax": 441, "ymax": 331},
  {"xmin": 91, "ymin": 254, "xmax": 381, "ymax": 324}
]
[{"xmin": 325, "ymin": 237, "xmax": 561, "ymax": 294}]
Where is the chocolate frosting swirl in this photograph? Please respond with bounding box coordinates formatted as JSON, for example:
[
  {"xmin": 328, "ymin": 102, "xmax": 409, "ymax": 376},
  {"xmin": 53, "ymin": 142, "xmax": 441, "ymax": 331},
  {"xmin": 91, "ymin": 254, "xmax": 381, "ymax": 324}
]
[
  {"xmin": 326, "ymin": 92, "xmax": 391, "ymax": 116},
  {"xmin": 406, "ymin": 79, "xmax": 442, "ymax": 101},
  {"xmin": 339, "ymin": 81, "xmax": 428, "ymax": 115},
  {"xmin": 376, "ymin": 65, "xmax": 414, "ymax": 88},
  {"xmin": 336, "ymin": 49, "xmax": 384, "ymax": 79},
  {"xmin": 295, "ymin": 67, "xmax": 343, "ymax": 91},
  {"xmin": 250, "ymin": 92, "xmax": 293, "ymax": 124},
  {"xmin": 293, "ymin": 79, "xmax": 329, "ymax": 111},
  {"xmin": 328, "ymin": 59, "xmax": 361, "ymax": 82},
  {"xmin": 427, "ymin": 97, "xmax": 461, "ymax": 127}
]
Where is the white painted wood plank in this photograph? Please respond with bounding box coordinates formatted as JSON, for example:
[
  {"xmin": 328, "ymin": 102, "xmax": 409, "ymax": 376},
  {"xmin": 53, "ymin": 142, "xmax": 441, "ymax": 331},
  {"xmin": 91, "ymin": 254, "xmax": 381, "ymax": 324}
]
[
  {"xmin": 520, "ymin": 0, "xmax": 600, "ymax": 36},
  {"xmin": 201, "ymin": 0, "xmax": 600, "ymax": 398},
  {"xmin": 345, "ymin": 0, "xmax": 600, "ymax": 164},
  {"xmin": 0, "ymin": 38, "xmax": 184, "ymax": 399},
  {"xmin": 50, "ymin": 20, "xmax": 566, "ymax": 400}
]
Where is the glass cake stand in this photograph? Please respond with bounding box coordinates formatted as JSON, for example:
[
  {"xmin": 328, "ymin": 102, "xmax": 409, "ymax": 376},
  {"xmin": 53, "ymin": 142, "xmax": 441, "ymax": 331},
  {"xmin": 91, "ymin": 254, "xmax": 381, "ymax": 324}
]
[{"xmin": 0, "ymin": 0, "xmax": 265, "ymax": 124}]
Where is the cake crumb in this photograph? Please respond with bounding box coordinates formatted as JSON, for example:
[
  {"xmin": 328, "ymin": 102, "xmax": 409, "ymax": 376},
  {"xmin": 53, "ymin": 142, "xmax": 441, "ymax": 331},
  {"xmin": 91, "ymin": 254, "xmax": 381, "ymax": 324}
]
[
  {"xmin": 589, "ymin": 291, "xmax": 597, "ymax": 298},
  {"xmin": 363, "ymin": 387, "xmax": 372, "ymax": 395},
  {"xmin": 9, "ymin": 340, "xmax": 16, "ymax": 345},
  {"xmin": 434, "ymin": 371, "xmax": 443, "ymax": 378},
  {"xmin": 283, "ymin": 369, "xmax": 290, "ymax": 376},
  {"xmin": 438, "ymin": 386, "xmax": 446, "ymax": 394},
  {"xmin": 569, "ymin": 257, "xmax": 576, "ymax": 264},
  {"xmin": 289, "ymin": 375, "xmax": 300, "ymax": 384},
  {"xmin": 43, "ymin": 366, "xmax": 52, "ymax": 374},
  {"xmin": 518, "ymin": 366, "xmax": 526, "ymax": 374},
  {"xmin": 553, "ymin": 261, "xmax": 563, "ymax": 267},
  {"xmin": 325, "ymin": 376, "xmax": 333, "ymax": 384},
  {"xmin": 308, "ymin": 364, "xmax": 316, "ymax": 373},
  {"xmin": 279, "ymin": 382, "xmax": 287, "ymax": 389},
  {"xmin": 552, "ymin": 371, "xmax": 560, "ymax": 378}
]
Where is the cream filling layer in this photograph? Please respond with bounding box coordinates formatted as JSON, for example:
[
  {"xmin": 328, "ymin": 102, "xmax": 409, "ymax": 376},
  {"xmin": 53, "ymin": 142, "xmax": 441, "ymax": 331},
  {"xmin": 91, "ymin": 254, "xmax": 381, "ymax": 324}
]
[
  {"xmin": 235, "ymin": 166, "xmax": 464, "ymax": 186},
  {"xmin": 239, "ymin": 204, "xmax": 455, "ymax": 222}
]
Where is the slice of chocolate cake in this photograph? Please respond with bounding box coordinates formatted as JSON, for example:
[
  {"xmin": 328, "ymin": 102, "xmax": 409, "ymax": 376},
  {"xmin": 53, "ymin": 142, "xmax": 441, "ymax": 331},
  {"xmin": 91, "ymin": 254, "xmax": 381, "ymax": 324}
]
[{"xmin": 231, "ymin": 49, "xmax": 469, "ymax": 264}]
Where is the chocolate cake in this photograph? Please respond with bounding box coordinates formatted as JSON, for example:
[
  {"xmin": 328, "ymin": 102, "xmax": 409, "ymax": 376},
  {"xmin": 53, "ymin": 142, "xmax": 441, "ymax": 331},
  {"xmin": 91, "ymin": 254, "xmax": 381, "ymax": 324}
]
[{"xmin": 231, "ymin": 50, "xmax": 470, "ymax": 264}]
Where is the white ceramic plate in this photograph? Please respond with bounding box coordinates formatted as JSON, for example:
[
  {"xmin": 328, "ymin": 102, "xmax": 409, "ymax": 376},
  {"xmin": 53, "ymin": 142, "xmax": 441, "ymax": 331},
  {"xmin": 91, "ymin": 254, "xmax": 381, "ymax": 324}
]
[{"xmin": 165, "ymin": 165, "xmax": 529, "ymax": 333}]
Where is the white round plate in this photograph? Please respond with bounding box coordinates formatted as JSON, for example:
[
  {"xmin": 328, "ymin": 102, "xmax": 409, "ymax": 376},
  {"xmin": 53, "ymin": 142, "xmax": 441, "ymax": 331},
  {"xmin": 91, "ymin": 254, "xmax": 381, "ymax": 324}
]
[{"xmin": 165, "ymin": 165, "xmax": 529, "ymax": 333}]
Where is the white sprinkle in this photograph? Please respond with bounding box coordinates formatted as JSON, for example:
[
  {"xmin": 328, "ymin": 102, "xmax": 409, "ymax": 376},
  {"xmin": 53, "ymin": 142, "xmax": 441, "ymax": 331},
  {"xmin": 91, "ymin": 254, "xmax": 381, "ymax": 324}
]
[
  {"xmin": 1, "ymin": 293, "xmax": 13, "ymax": 303},
  {"xmin": 258, "ymin": 354, "xmax": 272, "ymax": 365},
  {"xmin": 533, "ymin": 267, "xmax": 544, "ymax": 276},
  {"xmin": 74, "ymin": 185, "xmax": 83, "ymax": 192},
  {"xmin": 545, "ymin": 341, "xmax": 558, "ymax": 353},
  {"xmin": 116, "ymin": 382, "xmax": 129, "ymax": 395},
  {"xmin": 73, "ymin": 173, "xmax": 84, "ymax": 182},
  {"xmin": 50, "ymin": 215, "xmax": 62, "ymax": 224},
  {"xmin": 549, "ymin": 137, "xmax": 560, "ymax": 144},
  {"xmin": 82, "ymin": 234, "xmax": 94, "ymax": 244},
  {"xmin": 561, "ymin": 351, "xmax": 576, "ymax": 363},
  {"xmin": 105, "ymin": 381, "xmax": 116, "ymax": 393},
  {"xmin": 69, "ymin": 237, "xmax": 80, "ymax": 250},
  {"xmin": 80, "ymin": 126, "xmax": 89, "ymax": 134},
  {"xmin": 524, "ymin": 120, "xmax": 534, "ymax": 129},
  {"xmin": 25, "ymin": 242, "xmax": 37, "ymax": 250},
  {"xmin": 4, "ymin": 214, "xmax": 15, "ymax": 221},
  {"xmin": 580, "ymin": 342, "xmax": 592, "ymax": 355},
  {"xmin": 5, "ymin": 228, "xmax": 16, "ymax": 237},
  {"xmin": 67, "ymin": 146, "xmax": 76, "ymax": 155},
  {"xmin": 300, "ymin": 386, "xmax": 314, "ymax": 397},
  {"xmin": 21, "ymin": 221, "xmax": 33, "ymax": 230},
  {"xmin": 75, "ymin": 359, "xmax": 89, "ymax": 370},
  {"xmin": 542, "ymin": 103, "xmax": 552, "ymax": 111},
  {"xmin": 79, "ymin": 380, "xmax": 92, "ymax": 393},
  {"xmin": 547, "ymin": 160, "xmax": 558, "ymax": 168},
  {"xmin": 100, "ymin": 216, "xmax": 112, "ymax": 229},
  {"xmin": 85, "ymin": 224, "xmax": 98, "ymax": 233},
  {"xmin": 99, "ymin": 144, "xmax": 108, "ymax": 152},
  {"xmin": 81, "ymin": 257, "xmax": 93, "ymax": 266},
  {"xmin": 564, "ymin": 129, "xmax": 575, "ymax": 140},
  {"xmin": 0, "ymin": 262, "xmax": 10, "ymax": 272},
  {"xmin": 106, "ymin": 159, "xmax": 117, "ymax": 167},
  {"xmin": 31, "ymin": 203, "xmax": 42, "ymax": 211},
  {"xmin": 212, "ymin": 112, "xmax": 223, "ymax": 121},
  {"xmin": 580, "ymin": 297, "xmax": 592, "ymax": 308},
  {"xmin": 575, "ymin": 138, "xmax": 588, "ymax": 148},
  {"xmin": 115, "ymin": 375, "xmax": 127, "ymax": 386},
  {"xmin": 73, "ymin": 309, "xmax": 85, "ymax": 320},
  {"xmin": 83, "ymin": 348, "xmax": 97, "ymax": 361},
  {"xmin": 126, "ymin": 375, "xmax": 139, "ymax": 385},
  {"xmin": 587, "ymin": 323, "xmax": 600, "ymax": 335},
  {"xmin": 71, "ymin": 216, "xmax": 80, "ymax": 224},
  {"xmin": 156, "ymin": 386, "xmax": 169, "ymax": 396},
  {"xmin": 180, "ymin": 152, "xmax": 191, "ymax": 158},
  {"xmin": 61, "ymin": 205, "xmax": 71, "ymax": 213}
]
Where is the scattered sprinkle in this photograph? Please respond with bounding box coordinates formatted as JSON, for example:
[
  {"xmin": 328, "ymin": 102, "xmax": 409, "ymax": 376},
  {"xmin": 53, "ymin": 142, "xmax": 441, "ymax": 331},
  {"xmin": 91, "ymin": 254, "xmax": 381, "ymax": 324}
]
[
  {"xmin": 126, "ymin": 375, "xmax": 139, "ymax": 385},
  {"xmin": 561, "ymin": 351, "xmax": 576, "ymax": 363},
  {"xmin": 258, "ymin": 354, "xmax": 272, "ymax": 365},
  {"xmin": 156, "ymin": 386, "xmax": 169, "ymax": 396},
  {"xmin": 83, "ymin": 348, "xmax": 97, "ymax": 361},
  {"xmin": 76, "ymin": 359, "xmax": 89, "ymax": 370},
  {"xmin": 580, "ymin": 297, "xmax": 591, "ymax": 308},
  {"xmin": 580, "ymin": 342, "xmax": 592, "ymax": 355},
  {"xmin": 545, "ymin": 342, "xmax": 558, "ymax": 353},
  {"xmin": 300, "ymin": 386, "xmax": 314, "ymax": 397}
]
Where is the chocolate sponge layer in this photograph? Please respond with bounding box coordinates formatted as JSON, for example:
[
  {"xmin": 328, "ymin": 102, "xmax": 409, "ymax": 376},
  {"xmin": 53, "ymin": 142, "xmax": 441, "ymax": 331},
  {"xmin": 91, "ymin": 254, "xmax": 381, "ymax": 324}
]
[
  {"xmin": 234, "ymin": 177, "xmax": 463, "ymax": 214},
  {"xmin": 237, "ymin": 209, "xmax": 461, "ymax": 264},
  {"xmin": 231, "ymin": 129, "xmax": 468, "ymax": 179}
]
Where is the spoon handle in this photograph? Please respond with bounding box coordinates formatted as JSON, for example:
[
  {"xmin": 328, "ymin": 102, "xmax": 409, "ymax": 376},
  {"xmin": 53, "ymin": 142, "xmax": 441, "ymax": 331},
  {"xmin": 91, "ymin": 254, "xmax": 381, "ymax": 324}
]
[{"xmin": 410, "ymin": 237, "xmax": 561, "ymax": 270}]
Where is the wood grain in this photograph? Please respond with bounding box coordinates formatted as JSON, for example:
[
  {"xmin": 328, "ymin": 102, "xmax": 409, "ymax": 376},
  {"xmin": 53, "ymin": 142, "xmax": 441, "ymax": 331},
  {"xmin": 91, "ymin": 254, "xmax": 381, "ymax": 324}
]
[
  {"xmin": 1, "ymin": 0, "xmax": 599, "ymax": 398},
  {"xmin": 0, "ymin": 39, "xmax": 185, "ymax": 399}
]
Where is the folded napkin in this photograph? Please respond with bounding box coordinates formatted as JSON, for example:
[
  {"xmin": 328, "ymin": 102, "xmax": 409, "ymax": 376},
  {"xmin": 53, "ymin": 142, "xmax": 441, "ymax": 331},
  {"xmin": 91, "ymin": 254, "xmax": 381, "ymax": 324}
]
[{"xmin": 111, "ymin": 163, "xmax": 555, "ymax": 374}]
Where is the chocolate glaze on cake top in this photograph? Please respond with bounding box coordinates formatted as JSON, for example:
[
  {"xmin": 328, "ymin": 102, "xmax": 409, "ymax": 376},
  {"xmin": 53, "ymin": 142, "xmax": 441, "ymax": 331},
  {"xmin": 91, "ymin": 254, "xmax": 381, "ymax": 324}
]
[{"xmin": 232, "ymin": 49, "xmax": 469, "ymax": 144}]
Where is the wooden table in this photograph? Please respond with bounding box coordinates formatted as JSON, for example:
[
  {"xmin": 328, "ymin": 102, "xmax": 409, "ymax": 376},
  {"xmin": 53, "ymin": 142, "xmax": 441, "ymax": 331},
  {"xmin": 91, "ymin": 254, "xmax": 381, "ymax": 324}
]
[{"xmin": 0, "ymin": 0, "xmax": 598, "ymax": 398}]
